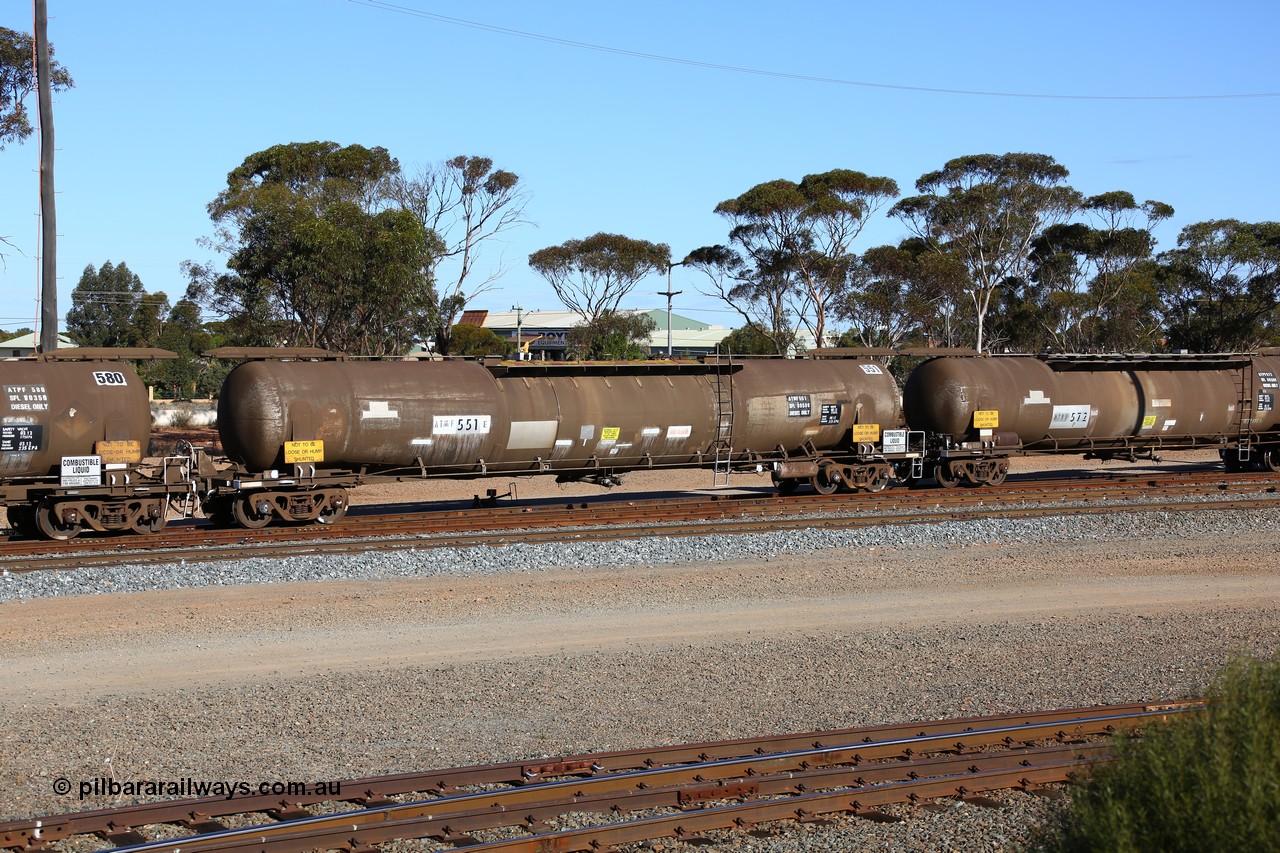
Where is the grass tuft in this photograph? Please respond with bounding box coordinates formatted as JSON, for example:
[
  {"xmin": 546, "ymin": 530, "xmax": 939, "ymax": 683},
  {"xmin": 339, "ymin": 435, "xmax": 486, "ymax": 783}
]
[{"xmin": 1030, "ymin": 653, "xmax": 1280, "ymax": 852}]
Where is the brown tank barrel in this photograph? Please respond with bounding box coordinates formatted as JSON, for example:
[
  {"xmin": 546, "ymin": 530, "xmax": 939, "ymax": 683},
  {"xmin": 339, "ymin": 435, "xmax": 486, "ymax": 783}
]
[
  {"xmin": 903, "ymin": 354, "xmax": 1280, "ymax": 449},
  {"xmin": 217, "ymin": 357, "xmax": 903, "ymax": 475},
  {"xmin": 0, "ymin": 361, "xmax": 151, "ymax": 477},
  {"xmin": 218, "ymin": 360, "xmax": 508, "ymax": 472}
]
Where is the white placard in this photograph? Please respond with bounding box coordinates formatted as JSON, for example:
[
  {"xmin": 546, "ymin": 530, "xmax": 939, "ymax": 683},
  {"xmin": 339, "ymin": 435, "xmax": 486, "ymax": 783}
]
[
  {"xmin": 882, "ymin": 429, "xmax": 908, "ymax": 454},
  {"xmin": 91, "ymin": 371, "xmax": 128, "ymax": 387},
  {"xmin": 432, "ymin": 415, "xmax": 492, "ymax": 434},
  {"xmin": 1049, "ymin": 404, "xmax": 1091, "ymax": 429},
  {"xmin": 61, "ymin": 455, "xmax": 102, "ymax": 487}
]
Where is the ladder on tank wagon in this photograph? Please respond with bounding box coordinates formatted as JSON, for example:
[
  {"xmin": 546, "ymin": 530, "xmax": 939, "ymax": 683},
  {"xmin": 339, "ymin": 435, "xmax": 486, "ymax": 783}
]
[
  {"xmin": 1236, "ymin": 360, "xmax": 1255, "ymax": 463},
  {"xmin": 711, "ymin": 351, "xmax": 734, "ymax": 487}
]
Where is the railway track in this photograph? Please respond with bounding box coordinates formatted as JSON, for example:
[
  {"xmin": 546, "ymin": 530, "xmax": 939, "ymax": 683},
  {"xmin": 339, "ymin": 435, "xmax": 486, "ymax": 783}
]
[
  {"xmin": 0, "ymin": 701, "xmax": 1198, "ymax": 853},
  {"xmin": 1, "ymin": 469, "xmax": 1277, "ymax": 573}
]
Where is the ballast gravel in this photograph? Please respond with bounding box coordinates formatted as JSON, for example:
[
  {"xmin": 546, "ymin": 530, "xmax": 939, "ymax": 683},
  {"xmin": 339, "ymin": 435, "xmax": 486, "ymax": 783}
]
[
  {"xmin": 2, "ymin": 490, "xmax": 1279, "ymax": 851},
  {"xmin": 3, "ymin": 507, "xmax": 1277, "ymax": 602}
]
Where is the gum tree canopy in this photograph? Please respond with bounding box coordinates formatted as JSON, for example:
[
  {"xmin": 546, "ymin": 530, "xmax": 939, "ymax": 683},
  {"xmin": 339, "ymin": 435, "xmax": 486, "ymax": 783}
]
[
  {"xmin": 892, "ymin": 153, "xmax": 1081, "ymax": 352},
  {"xmin": 0, "ymin": 25, "xmax": 73, "ymax": 150},
  {"xmin": 189, "ymin": 141, "xmax": 442, "ymax": 356},
  {"xmin": 528, "ymin": 232, "xmax": 670, "ymax": 323}
]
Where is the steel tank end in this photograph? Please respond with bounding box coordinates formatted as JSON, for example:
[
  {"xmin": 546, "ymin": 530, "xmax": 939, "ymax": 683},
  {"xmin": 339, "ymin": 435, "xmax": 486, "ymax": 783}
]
[
  {"xmin": 902, "ymin": 356, "xmax": 976, "ymax": 437},
  {"xmin": 904, "ymin": 355, "xmax": 1061, "ymax": 442},
  {"xmin": 217, "ymin": 360, "xmax": 291, "ymax": 471}
]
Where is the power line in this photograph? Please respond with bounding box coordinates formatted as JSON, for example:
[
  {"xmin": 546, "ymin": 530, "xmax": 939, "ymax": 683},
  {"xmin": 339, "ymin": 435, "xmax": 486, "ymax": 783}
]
[{"xmin": 347, "ymin": 0, "xmax": 1280, "ymax": 102}]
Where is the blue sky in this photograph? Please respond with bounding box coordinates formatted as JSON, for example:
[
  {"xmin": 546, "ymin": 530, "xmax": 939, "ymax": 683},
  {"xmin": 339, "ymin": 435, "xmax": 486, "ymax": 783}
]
[{"xmin": 2, "ymin": 0, "xmax": 1278, "ymax": 334}]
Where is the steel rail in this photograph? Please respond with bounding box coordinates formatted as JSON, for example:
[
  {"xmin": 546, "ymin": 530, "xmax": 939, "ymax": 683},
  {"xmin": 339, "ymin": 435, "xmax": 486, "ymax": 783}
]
[
  {"xmin": 2, "ymin": 465, "xmax": 1273, "ymax": 560},
  {"xmin": 112, "ymin": 746, "xmax": 1112, "ymax": 853},
  {"xmin": 447, "ymin": 756, "xmax": 1096, "ymax": 852},
  {"xmin": 5, "ymin": 704, "xmax": 1196, "ymax": 853},
  {"xmin": 0, "ymin": 702, "xmax": 1183, "ymax": 850},
  {"xmin": 0, "ymin": 461, "xmax": 1275, "ymax": 571},
  {"xmin": 2, "ymin": 489, "xmax": 1278, "ymax": 574}
]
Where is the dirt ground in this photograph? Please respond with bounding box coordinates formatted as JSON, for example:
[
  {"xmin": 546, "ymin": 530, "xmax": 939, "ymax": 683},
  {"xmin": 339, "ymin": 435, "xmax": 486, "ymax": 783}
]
[
  {"xmin": 2, "ymin": 446, "xmax": 1278, "ymax": 834},
  {"xmin": 0, "ymin": 445, "xmax": 1265, "ymax": 706}
]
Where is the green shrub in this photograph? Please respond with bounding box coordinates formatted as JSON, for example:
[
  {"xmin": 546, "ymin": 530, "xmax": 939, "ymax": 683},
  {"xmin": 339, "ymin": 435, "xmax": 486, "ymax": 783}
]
[
  {"xmin": 168, "ymin": 409, "xmax": 195, "ymax": 430},
  {"xmin": 1031, "ymin": 653, "xmax": 1280, "ymax": 852}
]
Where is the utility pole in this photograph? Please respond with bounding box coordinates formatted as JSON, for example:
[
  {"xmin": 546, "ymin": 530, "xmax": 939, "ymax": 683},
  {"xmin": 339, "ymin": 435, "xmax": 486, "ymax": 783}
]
[
  {"xmin": 658, "ymin": 261, "xmax": 683, "ymax": 358},
  {"xmin": 511, "ymin": 304, "xmax": 527, "ymax": 361},
  {"xmin": 34, "ymin": 0, "xmax": 58, "ymax": 353}
]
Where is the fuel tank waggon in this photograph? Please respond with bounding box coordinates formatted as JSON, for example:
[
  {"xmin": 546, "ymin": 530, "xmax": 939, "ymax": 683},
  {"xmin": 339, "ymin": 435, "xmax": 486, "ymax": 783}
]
[
  {"xmin": 216, "ymin": 354, "xmax": 904, "ymax": 478},
  {"xmin": 903, "ymin": 352, "xmax": 1280, "ymax": 458},
  {"xmin": 0, "ymin": 357, "xmax": 151, "ymax": 478}
]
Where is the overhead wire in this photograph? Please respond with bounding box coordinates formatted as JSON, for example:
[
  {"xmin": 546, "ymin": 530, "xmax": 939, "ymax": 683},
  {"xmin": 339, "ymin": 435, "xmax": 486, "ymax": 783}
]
[{"xmin": 347, "ymin": 0, "xmax": 1280, "ymax": 102}]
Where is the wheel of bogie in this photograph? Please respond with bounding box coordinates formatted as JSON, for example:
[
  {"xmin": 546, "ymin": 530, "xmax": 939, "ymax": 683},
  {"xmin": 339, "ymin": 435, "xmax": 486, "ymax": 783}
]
[
  {"xmin": 986, "ymin": 461, "xmax": 1008, "ymax": 486},
  {"xmin": 1264, "ymin": 449, "xmax": 1280, "ymax": 473},
  {"xmin": 773, "ymin": 478, "xmax": 799, "ymax": 496},
  {"xmin": 36, "ymin": 501, "xmax": 81, "ymax": 540},
  {"xmin": 231, "ymin": 495, "xmax": 274, "ymax": 530},
  {"xmin": 865, "ymin": 465, "xmax": 892, "ymax": 493},
  {"xmin": 810, "ymin": 464, "xmax": 840, "ymax": 495},
  {"xmin": 316, "ymin": 490, "xmax": 349, "ymax": 524},
  {"xmin": 131, "ymin": 506, "xmax": 169, "ymax": 535},
  {"xmin": 933, "ymin": 461, "xmax": 962, "ymax": 489}
]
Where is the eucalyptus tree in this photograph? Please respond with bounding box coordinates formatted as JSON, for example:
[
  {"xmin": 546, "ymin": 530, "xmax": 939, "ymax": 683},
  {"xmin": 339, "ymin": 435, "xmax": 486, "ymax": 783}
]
[
  {"xmin": 691, "ymin": 169, "xmax": 899, "ymax": 349},
  {"xmin": 1025, "ymin": 192, "xmax": 1173, "ymax": 352},
  {"xmin": 684, "ymin": 243, "xmax": 795, "ymax": 355},
  {"xmin": 189, "ymin": 141, "xmax": 442, "ymax": 356},
  {"xmin": 153, "ymin": 299, "xmax": 213, "ymax": 399},
  {"xmin": 391, "ymin": 155, "xmax": 529, "ymax": 354},
  {"xmin": 718, "ymin": 324, "xmax": 789, "ymax": 355},
  {"xmin": 839, "ymin": 243, "xmax": 968, "ymax": 349},
  {"xmin": 891, "ymin": 153, "xmax": 1082, "ymax": 352},
  {"xmin": 1158, "ymin": 219, "xmax": 1280, "ymax": 351},
  {"xmin": 565, "ymin": 311, "xmax": 656, "ymax": 360},
  {"xmin": 66, "ymin": 261, "xmax": 166, "ymax": 348},
  {"xmin": 528, "ymin": 232, "xmax": 671, "ymax": 322}
]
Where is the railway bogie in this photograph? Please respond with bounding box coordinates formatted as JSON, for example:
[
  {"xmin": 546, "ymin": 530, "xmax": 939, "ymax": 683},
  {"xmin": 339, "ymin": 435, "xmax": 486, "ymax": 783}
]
[{"xmin": 201, "ymin": 483, "xmax": 351, "ymax": 529}]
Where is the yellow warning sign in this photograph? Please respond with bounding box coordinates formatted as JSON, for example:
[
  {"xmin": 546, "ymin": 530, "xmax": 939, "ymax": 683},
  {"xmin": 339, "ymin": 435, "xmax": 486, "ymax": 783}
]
[
  {"xmin": 1141, "ymin": 415, "xmax": 1157, "ymax": 429},
  {"xmin": 94, "ymin": 440, "xmax": 141, "ymax": 464},
  {"xmin": 851, "ymin": 424, "xmax": 880, "ymax": 443},
  {"xmin": 284, "ymin": 440, "xmax": 325, "ymax": 463},
  {"xmin": 973, "ymin": 410, "xmax": 999, "ymax": 429},
  {"xmin": 601, "ymin": 427, "xmax": 621, "ymax": 441}
]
